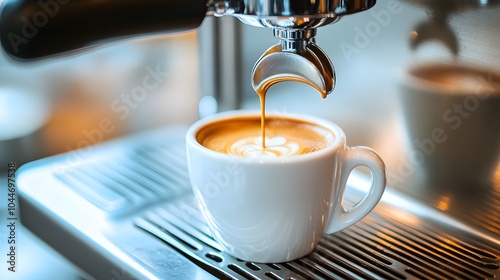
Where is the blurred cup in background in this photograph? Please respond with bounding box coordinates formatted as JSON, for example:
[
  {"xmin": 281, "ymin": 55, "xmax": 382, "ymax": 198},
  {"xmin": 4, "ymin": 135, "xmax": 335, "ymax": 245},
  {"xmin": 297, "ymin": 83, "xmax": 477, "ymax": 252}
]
[{"xmin": 399, "ymin": 62, "xmax": 500, "ymax": 189}]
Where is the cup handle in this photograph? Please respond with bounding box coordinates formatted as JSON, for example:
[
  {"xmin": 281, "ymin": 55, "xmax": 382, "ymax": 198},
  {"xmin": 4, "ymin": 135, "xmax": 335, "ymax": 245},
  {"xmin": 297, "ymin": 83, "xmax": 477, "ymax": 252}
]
[{"xmin": 325, "ymin": 146, "xmax": 386, "ymax": 234}]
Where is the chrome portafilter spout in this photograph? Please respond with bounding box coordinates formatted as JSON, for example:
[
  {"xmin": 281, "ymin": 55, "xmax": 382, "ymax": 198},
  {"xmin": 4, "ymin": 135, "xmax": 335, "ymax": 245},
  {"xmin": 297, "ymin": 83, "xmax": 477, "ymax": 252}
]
[
  {"xmin": 252, "ymin": 29, "xmax": 335, "ymax": 98},
  {"xmin": 211, "ymin": 0, "xmax": 377, "ymax": 97}
]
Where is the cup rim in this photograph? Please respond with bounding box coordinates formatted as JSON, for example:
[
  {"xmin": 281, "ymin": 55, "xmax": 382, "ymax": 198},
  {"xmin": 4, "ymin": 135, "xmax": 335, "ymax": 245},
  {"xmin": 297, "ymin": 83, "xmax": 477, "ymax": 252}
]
[
  {"xmin": 400, "ymin": 61, "xmax": 500, "ymax": 95},
  {"xmin": 186, "ymin": 110, "xmax": 346, "ymax": 163}
]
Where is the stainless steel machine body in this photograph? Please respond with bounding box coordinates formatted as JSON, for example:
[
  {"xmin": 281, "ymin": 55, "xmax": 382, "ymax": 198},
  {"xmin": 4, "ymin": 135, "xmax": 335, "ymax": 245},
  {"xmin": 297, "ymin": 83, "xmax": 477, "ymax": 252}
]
[{"xmin": 16, "ymin": 127, "xmax": 500, "ymax": 279}]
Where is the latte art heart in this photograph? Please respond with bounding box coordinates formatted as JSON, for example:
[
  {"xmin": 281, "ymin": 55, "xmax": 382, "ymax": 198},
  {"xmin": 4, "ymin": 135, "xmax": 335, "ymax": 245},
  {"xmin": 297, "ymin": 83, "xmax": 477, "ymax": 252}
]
[
  {"xmin": 230, "ymin": 136, "xmax": 300, "ymax": 157},
  {"xmin": 197, "ymin": 116, "xmax": 333, "ymax": 158}
]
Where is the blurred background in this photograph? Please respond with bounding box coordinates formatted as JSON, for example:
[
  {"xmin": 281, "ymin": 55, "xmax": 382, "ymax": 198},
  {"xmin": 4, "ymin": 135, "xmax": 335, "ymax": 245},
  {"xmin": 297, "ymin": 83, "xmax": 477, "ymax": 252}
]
[{"xmin": 0, "ymin": 0, "xmax": 499, "ymax": 278}]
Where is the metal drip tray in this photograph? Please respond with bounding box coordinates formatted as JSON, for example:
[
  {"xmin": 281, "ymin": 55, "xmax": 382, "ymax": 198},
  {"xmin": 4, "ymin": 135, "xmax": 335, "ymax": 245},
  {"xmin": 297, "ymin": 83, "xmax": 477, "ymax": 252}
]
[
  {"xmin": 17, "ymin": 127, "xmax": 500, "ymax": 280},
  {"xmin": 134, "ymin": 195, "xmax": 499, "ymax": 280}
]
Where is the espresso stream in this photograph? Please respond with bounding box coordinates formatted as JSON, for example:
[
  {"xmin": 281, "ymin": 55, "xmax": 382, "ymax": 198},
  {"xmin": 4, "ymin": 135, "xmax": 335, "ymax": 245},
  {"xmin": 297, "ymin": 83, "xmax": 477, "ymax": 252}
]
[
  {"xmin": 256, "ymin": 80, "xmax": 328, "ymax": 149},
  {"xmin": 198, "ymin": 87, "xmax": 331, "ymax": 158}
]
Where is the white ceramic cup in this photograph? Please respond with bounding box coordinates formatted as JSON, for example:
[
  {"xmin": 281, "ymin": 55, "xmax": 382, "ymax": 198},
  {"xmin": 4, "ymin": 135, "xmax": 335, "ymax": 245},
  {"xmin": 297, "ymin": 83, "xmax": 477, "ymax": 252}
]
[
  {"xmin": 399, "ymin": 62, "xmax": 500, "ymax": 188},
  {"xmin": 186, "ymin": 110, "xmax": 386, "ymax": 263}
]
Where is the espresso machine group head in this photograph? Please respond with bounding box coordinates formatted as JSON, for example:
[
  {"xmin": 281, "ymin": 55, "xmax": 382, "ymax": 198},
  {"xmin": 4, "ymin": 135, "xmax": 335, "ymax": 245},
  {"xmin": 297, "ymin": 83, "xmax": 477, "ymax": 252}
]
[
  {"xmin": 208, "ymin": 0, "xmax": 376, "ymax": 96},
  {"xmin": 0, "ymin": 0, "xmax": 376, "ymax": 95}
]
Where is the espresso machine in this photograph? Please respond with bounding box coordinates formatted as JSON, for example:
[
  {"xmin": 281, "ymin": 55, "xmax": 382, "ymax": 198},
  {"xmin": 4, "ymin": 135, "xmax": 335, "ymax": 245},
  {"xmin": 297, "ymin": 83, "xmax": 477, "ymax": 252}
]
[
  {"xmin": 1, "ymin": 0, "xmax": 499, "ymax": 279},
  {"xmin": 0, "ymin": 0, "xmax": 373, "ymax": 97}
]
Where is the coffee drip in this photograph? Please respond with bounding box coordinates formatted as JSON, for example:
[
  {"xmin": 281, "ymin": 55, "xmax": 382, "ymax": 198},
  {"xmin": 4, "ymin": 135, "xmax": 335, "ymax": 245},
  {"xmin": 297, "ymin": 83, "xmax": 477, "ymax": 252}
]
[{"xmin": 253, "ymin": 41, "xmax": 334, "ymax": 149}]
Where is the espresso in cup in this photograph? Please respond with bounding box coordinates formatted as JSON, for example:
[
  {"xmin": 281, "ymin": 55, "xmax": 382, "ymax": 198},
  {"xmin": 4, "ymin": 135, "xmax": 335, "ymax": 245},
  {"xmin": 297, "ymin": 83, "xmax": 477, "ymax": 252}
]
[
  {"xmin": 408, "ymin": 63, "xmax": 500, "ymax": 93},
  {"xmin": 196, "ymin": 116, "xmax": 334, "ymax": 158}
]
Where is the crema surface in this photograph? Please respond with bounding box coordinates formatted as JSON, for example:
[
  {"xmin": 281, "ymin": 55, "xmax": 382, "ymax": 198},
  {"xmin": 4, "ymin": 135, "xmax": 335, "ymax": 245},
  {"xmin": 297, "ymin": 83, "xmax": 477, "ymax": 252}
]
[
  {"xmin": 412, "ymin": 66, "xmax": 500, "ymax": 93},
  {"xmin": 197, "ymin": 117, "xmax": 334, "ymax": 158}
]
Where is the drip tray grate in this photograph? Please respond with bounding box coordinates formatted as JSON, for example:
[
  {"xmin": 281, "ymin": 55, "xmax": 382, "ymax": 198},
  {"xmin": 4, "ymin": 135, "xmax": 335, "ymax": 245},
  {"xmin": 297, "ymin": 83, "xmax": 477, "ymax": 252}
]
[
  {"xmin": 135, "ymin": 195, "xmax": 500, "ymax": 280},
  {"xmin": 18, "ymin": 128, "xmax": 499, "ymax": 280}
]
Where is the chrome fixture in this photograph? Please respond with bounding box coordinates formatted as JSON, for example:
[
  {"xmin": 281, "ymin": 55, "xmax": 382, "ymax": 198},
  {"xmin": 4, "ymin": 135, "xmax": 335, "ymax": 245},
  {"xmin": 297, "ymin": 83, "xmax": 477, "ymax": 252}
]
[
  {"xmin": 0, "ymin": 0, "xmax": 376, "ymax": 97},
  {"xmin": 406, "ymin": 0, "xmax": 500, "ymax": 55},
  {"xmin": 208, "ymin": 0, "xmax": 376, "ymax": 96}
]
